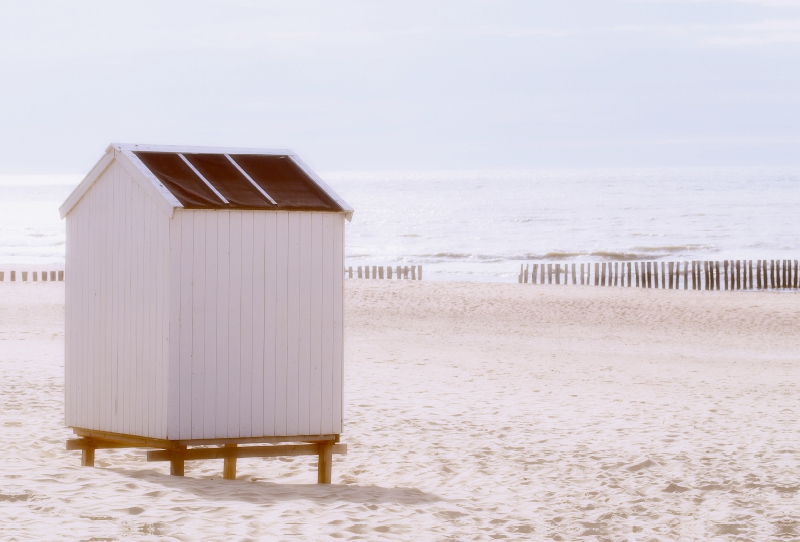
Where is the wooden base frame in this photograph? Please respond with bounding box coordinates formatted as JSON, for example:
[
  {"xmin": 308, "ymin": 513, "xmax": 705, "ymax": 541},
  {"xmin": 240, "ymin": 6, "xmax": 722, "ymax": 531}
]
[{"xmin": 66, "ymin": 428, "xmax": 346, "ymax": 484}]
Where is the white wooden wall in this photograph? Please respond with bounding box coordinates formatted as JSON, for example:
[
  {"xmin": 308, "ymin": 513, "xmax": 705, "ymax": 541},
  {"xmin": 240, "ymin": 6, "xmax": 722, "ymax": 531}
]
[
  {"xmin": 168, "ymin": 210, "xmax": 345, "ymax": 440},
  {"xmin": 65, "ymin": 160, "xmax": 171, "ymax": 438}
]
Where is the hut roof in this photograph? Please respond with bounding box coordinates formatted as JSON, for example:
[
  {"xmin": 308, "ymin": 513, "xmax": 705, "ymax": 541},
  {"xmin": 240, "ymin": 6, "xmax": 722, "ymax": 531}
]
[{"xmin": 60, "ymin": 144, "xmax": 353, "ymax": 220}]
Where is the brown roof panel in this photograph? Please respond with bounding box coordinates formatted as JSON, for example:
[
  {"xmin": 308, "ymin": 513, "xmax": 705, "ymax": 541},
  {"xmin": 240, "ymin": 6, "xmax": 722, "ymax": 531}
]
[
  {"xmin": 230, "ymin": 154, "xmax": 341, "ymax": 211},
  {"xmin": 133, "ymin": 151, "xmax": 222, "ymax": 208},
  {"xmin": 183, "ymin": 153, "xmax": 274, "ymax": 209}
]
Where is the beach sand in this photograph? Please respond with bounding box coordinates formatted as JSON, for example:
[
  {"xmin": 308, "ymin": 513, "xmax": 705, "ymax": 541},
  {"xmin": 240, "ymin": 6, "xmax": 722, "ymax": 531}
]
[{"xmin": 3, "ymin": 280, "xmax": 798, "ymax": 540}]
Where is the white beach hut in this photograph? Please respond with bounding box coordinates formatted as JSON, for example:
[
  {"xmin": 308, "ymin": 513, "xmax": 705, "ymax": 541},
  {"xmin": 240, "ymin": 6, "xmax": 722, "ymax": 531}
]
[{"xmin": 59, "ymin": 143, "xmax": 352, "ymax": 481}]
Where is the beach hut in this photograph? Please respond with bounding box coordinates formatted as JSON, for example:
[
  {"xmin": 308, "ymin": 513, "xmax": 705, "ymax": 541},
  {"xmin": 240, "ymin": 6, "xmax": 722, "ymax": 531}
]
[{"xmin": 59, "ymin": 143, "xmax": 352, "ymax": 482}]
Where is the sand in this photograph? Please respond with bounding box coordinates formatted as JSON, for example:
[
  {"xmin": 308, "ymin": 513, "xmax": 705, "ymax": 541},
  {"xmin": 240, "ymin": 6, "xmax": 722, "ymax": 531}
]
[{"xmin": 2, "ymin": 279, "xmax": 799, "ymax": 540}]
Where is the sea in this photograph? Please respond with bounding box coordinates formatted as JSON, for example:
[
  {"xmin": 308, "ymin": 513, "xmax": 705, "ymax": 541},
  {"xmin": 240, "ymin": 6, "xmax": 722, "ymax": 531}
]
[{"xmin": 1, "ymin": 168, "xmax": 799, "ymax": 282}]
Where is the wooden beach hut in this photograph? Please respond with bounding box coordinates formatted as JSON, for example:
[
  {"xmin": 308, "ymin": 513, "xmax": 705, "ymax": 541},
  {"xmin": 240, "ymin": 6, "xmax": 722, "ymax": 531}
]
[{"xmin": 59, "ymin": 143, "xmax": 353, "ymax": 482}]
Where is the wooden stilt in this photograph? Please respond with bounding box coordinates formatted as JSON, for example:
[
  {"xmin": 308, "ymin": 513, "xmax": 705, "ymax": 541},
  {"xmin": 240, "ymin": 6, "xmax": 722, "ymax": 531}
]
[
  {"xmin": 318, "ymin": 442, "xmax": 333, "ymax": 484},
  {"xmin": 223, "ymin": 443, "xmax": 237, "ymax": 480},
  {"xmin": 170, "ymin": 446, "xmax": 186, "ymax": 476},
  {"xmin": 81, "ymin": 448, "xmax": 95, "ymax": 467}
]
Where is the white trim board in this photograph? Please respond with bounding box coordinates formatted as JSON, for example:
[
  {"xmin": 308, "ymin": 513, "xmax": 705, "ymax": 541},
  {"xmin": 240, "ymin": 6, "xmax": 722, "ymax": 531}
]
[{"xmin": 111, "ymin": 143, "xmax": 295, "ymax": 156}]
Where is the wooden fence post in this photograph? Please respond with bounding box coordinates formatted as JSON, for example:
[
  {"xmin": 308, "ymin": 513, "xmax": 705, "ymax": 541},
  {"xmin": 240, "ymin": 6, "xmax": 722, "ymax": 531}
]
[
  {"xmin": 769, "ymin": 260, "xmax": 774, "ymax": 288},
  {"xmin": 756, "ymin": 260, "xmax": 761, "ymax": 289},
  {"xmin": 411, "ymin": 265, "xmax": 416, "ymax": 280},
  {"xmin": 403, "ymin": 266, "xmax": 409, "ymax": 279},
  {"xmin": 387, "ymin": 266, "xmax": 392, "ymax": 279},
  {"xmin": 572, "ymin": 263, "xmax": 576, "ymax": 285},
  {"xmin": 357, "ymin": 266, "xmax": 362, "ymax": 279},
  {"xmin": 418, "ymin": 265, "xmax": 422, "ymax": 280},
  {"xmin": 524, "ymin": 264, "xmax": 529, "ymax": 284},
  {"xmin": 724, "ymin": 261, "xmax": 729, "ymax": 290},
  {"xmin": 683, "ymin": 261, "xmax": 687, "ymax": 289},
  {"xmin": 533, "ymin": 264, "xmax": 539, "ymax": 284},
  {"xmin": 379, "ymin": 266, "xmax": 384, "ymax": 280}
]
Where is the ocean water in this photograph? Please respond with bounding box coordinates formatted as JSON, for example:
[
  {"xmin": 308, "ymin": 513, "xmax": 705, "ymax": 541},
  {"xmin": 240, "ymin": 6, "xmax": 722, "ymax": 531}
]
[{"xmin": 2, "ymin": 168, "xmax": 799, "ymax": 282}]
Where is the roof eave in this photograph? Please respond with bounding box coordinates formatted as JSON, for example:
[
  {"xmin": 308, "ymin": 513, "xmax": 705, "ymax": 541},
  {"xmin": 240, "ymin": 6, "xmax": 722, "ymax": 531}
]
[{"xmin": 289, "ymin": 155, "xmax": 355, "ymax": 222}]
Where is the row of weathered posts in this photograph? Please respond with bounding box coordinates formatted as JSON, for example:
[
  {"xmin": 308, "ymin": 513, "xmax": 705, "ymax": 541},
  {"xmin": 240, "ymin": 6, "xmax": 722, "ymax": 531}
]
[
  {"xmin": 347, "ymin": 265, "xmax": 422, "ymax": 280},
  {"xmin": 0, "ymin": 270, "xmax": 64, "ymax": 282},
  {"xmin": 518, "ymin": 260, "xmax": 800, "ymax": 290}
]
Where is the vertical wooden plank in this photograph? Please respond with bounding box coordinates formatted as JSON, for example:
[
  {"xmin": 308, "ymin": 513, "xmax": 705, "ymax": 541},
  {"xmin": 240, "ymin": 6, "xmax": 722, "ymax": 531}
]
[
  {"xmin": 135, "ymin": 183, "xmax": 146, "ymax": 436},
  {"xmin": 571, "ymin": 263, "xmax": 576, "ymax": 285},
  {"xmin": 263, "ymin": 212, "xmax": 278, "ymax": 436},
  {"xmin": 547, "ymin": 263, "xmax": 552, "ymax": 284},
  {"xmin": 167, "ymin": 214, "xmax": 182, "ymax": 438},
  {"xmin": 215, "ymin": 212, "xmax": 230, "ymax": 438},
  {"xmin": 103, "ymin": 178, "xmax": 113, "ymax": 430},
  {"xmin": 228, "ymin": 212, "xmax": 243, "ymax": 438},
  {"xmin": 252, "ymin": 211, "xmax": 267, "ymax": 437},
  {"xmin": 297, "ymin": 213, "xmax": 312, "ymax": 435},
  {"xmin": 332, "ymin": 215, "xmax": 344, "ymax": 434},
  {"xmin": 179, "ymin": 212, "xmax": 194, "ymax": 440},
  {"xmin": 286, "ymin": 213, "xmax": 301, "ymax": 436},
  {"xmin": 309, "ymin": 213, "xmax": 323, "ymax": 435},
  {"xmin": 190, "ymin": 210, "xmax": 205, "ymax": 440},
  {"xmin": 594, "ymin": 263, "xmax": 599, "ymax": 286},
  {"xmin": 143, "ymin": 187, "xmax": 154, "ymax": 436},
  {"xmin": 321, "ymin": 213, "xmax": 335, "ymax": 434},
  {"xmin": 274, "ymin": 212, "xmax": 290, "ymax": 436},
  {"xmin": 121, "ymin": 171, "xmax": 131, "ymax": 435},
  {"xmin": 84, "ymin": 183, "xmax": 94, "ymax": 430},
  {"xmin": 555, "ymin": 263, "xmax": 560, "ymax": 285},
  {"xmin": 794, "ymin": 260, "xmax": 798, "ymax": 289},
  {"xmin": 240, "ymin": 212, "xmax": 254, "ymax": 437},
  {"xmin": 157, "ymin": 206, "xmax": 168, "ymax": 438},
  {"xmin": 76, "ymin": 189, "xmax": 86, "ymax": 429},
  {"xmin": 201, "ymin": 212, "xmax": 218, "ymax": 438},
  {"xmin": 110, "ymin": 163, "xmax": 125, "ymax": 433},
  {"xmin": 107, "ymin": 165, "xmax": 119, "ymax": 433}
]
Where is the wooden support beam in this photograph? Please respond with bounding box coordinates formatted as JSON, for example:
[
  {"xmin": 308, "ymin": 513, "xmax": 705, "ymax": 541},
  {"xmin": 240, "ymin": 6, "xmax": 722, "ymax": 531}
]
[
  {"xmin": 147, "ymin": 443, "xmax": 347, "ymax": 462},
  {"xmin": 67, "ymin": 438, "xmax": 142, "ymax": 450},
  {"xmin": 72, "ymin": 427, "xmax": 339, "ymax": 449}
]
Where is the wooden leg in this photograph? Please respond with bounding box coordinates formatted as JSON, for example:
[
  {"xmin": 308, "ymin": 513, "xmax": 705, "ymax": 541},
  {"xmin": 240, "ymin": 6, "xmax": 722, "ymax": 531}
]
[
  {"xmin": 81, "ymin": 448, "xmax": 95, "ymax": 467},
  {"xmin": 170, "ymin": 447, "xmax": 186, "ymax": 476},
  {"xmin": 223, "ymin": 443, "xmax": 237, "ymax": 480},
  {"xmin": 317, "ymin": 442, "xmax": 333, "ymax": 484}
]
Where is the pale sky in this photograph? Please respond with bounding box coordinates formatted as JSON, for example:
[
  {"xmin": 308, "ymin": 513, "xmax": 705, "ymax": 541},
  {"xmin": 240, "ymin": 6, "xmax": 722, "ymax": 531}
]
[{"xmin": 1, "ymin": 0, "xmax": 799, "ymax": 173}]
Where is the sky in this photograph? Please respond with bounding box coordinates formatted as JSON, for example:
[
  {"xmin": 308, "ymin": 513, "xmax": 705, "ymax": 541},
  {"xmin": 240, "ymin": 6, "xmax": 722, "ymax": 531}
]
[{"xmin": 0, "ymin": 0, "xmax": 799, "ymax": 174}]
